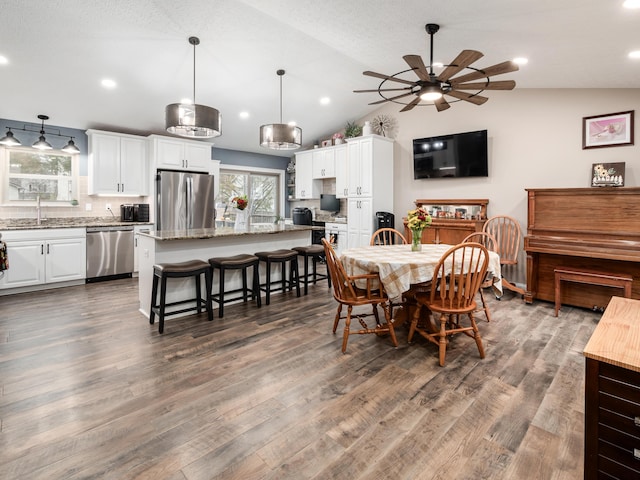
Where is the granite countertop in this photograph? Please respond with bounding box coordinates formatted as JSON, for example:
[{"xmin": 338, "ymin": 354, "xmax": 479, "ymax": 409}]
[
  {"xmin": 140, "ymin": 224, "xmax": 320, "ymax": 241},
  {"xmin": 0, "ymin": 217, "xmax": 154, "ymax": 231}
]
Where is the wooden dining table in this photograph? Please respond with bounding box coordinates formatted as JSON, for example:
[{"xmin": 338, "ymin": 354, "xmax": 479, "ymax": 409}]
[{"xmin": 340, "ymin": 243, "xmax": 503, "ymax": 301}]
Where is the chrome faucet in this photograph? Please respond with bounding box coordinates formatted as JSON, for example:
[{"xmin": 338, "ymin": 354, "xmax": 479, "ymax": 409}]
[{"xmin": 36, "ymin": 194, "xmax": 41, "ymax": 225}]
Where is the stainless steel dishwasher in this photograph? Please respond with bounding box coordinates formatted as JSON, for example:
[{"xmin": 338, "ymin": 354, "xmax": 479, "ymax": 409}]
[{"xmin": 86, "ymin": 226, "xmax": 134, "ymax": 281}]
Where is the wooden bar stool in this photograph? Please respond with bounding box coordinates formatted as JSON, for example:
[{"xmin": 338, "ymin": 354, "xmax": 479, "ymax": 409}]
[
  {"xmin": 292, "ymin": 245, "xmax": 331, "ymax": 295},
  {"xmin": 149, "ymin": 259, "xmax": 213, "ymax": 334},
  {"xmin": 255, "ymin": 249, "xmax": 300, "ymax": 305},
  {"xmin": 208, "ymin": 254, "xmax": 261, "ymax": 318}
]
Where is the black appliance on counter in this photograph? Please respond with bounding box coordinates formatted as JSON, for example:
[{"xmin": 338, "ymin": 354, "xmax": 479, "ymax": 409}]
[
  {"xmin": 292, "ymin": 207, "xmax": 312, "ymax": 226},
  {"xmin": 376, "ymin": 211, "xmax": 395, "ymax": 229},
  {"xmin": 120, "ymin": 203, "xmax": 149, "ymax": 222}
]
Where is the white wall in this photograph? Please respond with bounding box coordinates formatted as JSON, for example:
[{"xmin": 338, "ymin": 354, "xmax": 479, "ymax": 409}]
[{"xmin": 366, "ymin": 88, "xmax": 640, "ymax": 284}]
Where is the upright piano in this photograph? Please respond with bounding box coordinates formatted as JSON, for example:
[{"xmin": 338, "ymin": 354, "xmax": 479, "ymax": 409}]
[{"xmin": 524, "ymin": 187, "xmax": 640, "ymax": 309}]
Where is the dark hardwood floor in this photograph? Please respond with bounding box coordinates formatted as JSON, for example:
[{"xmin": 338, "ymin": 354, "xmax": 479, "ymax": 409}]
[{"xmin": 0, "ymin": 274, "xmax": 599, "ymax": 479}]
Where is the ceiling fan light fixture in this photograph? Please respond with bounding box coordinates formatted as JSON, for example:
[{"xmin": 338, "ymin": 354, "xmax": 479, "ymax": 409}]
[
  {"xmin": 165, "ymin": 36, "xmax": 222, "ymax": 139},
  {"xmin": 260, "ymin": 69, "xmax": 302, "ymax": 150},
  {"xmin": 420, "ymin": 85, "xmax": 443, "ymax": 101}
]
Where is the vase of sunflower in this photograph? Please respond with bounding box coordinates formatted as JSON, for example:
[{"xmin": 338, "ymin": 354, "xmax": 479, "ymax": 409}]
[{"xmin": 407, "ymin": 206, "xmax": 432, "ymax": 252}]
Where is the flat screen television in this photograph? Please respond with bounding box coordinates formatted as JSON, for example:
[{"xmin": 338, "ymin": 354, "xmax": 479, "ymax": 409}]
[
  {"xmin": 413, "ymin": 129, "xmax": 488, "ymax": 179},
  {"xmin": 320, "ymin": 193, "xmax": 340, "ymax": 213}
]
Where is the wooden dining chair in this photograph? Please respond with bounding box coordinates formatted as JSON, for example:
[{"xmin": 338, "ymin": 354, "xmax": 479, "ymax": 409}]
[
  {"xmin": 482, "ymin": 215, "xmax": 525, "ymax": 296},
  {"xmin": 462, "ymin": 231, "xmax": 498, "ymax": 322},
  {"xmin": 408, "ymin": 242, "xmax": 489, "ymax": 366},
  {"xmin": 321, "ymin": 238, "xmax": 398, "ymax": 353},
  {"xmin": 370, "ymin": 228, "xmax": 408, "ymax": 246}
]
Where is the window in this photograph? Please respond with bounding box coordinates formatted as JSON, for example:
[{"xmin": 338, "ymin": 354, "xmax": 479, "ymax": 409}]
[
  {"xmin": 217, "ymin": 167, "xmax": 283, "ymax": 226},
  {"xmin": 2, "ymin": 147, "xmax": 78, "ymax": 203}
]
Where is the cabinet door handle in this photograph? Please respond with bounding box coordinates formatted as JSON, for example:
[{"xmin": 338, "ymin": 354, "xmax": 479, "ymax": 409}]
[
  {"xmin": 41, "ymin": 244, "xmax": 44, "ymax": 255},
  {"xmin": 47, "ymin": 244, "xmax": 50, "ymax": 254},
  {"xmin": 185, "ymin": 159, "xmax": 188, "ymax": 169},
  {"xmin": 121, "ymin": 183, "xmax": 124, "ymax": 193}
]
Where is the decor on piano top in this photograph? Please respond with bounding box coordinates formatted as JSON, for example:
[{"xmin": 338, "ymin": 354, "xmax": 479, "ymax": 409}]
[
  {"xmin": 582, "ymin": 110, "xmax": 634, "ymax": 149},
  {"xmin": 592, "ymin": 162, "xmax": 625, "ymax": 187},
  {"xmin": 407, "ymin": 206, "xmax": 432, "ymax": 252}
]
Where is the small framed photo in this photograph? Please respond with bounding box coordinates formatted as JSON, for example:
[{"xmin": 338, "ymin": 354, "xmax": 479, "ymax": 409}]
[
  {"xmin": 582, "ymin": 110, "xmax": 634, "ymax": 149},
  {"xmin": 591, "ymin": 162, "xmax": 625, "ymax": 187},
  {"xmin": 321, "ymin": 139, "xmax": 332, "ymax": 148}
]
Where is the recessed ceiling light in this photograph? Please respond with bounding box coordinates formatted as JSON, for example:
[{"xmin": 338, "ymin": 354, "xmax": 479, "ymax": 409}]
[
  {"xmin": 629, "ymin": 50, "xmax": 640, "ymax": 59},
  {"xmin": 0, "ymin": 55, "xmax": 8, "ymax": 65},
  {"xmin": 623, "ymin": 0, "xmax": 640, "ymax": 8},
  {"xmin": 239, "ymin": 111, "xmax": 250, "ymax": 119},
  {"xmin": 320, "ymin": 97, "xmax": 331, "ymax": 105},
  {"xmin": 101, "ymin": 78, "xmax": 117, "ymax": 89},
  {"xmin": 513, "ymin": 57, "xmax": 529, "ymax": 65}
]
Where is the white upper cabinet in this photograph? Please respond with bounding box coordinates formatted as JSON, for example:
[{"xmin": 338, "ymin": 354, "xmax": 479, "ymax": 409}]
[
  {"xmin": 87, "ymin": 130, "xmax": 148, "ymax": 196},
  {"xmin": 149, "ymin": 135, "xmax": 212, "ymax": 172},
  {"xmin": 295, "ymin": 151, "xmax": 320, "ymax": 199},
  {"xmin": 312, "ymin": 148, "xmax": 336, "ymax": 178},
  {"xmin": 334, "ymin": 145, "xmax": 348, "ymax": 198}
]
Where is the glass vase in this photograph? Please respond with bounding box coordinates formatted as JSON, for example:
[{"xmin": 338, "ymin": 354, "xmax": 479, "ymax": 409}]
[{"xmin": 411, "ymin": 228, "xmax": 423, "ymax": 252}]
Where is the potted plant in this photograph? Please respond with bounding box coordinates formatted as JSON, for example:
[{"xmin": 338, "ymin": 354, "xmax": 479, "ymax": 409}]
[
  {"xmin": 344, "ymin": 121, "xmax": 362, "ymax": 138},
  {"xmin": 332, "ymin": 132, "xmax": 344, "ymax": 144}
]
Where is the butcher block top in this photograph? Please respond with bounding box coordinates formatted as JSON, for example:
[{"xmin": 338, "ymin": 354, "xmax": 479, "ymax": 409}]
[{"xmin": 583, "ymin": 296, "xmax": 640, "ymax": 373}]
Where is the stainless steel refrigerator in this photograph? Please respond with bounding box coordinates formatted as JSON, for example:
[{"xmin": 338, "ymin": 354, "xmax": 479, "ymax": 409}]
[{"xmin": 156, "ymin": 170, "xmax": 215, "ymax": 230}]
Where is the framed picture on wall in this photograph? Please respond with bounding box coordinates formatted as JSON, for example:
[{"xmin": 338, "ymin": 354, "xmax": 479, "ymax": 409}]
[
  {"xmin": 591, "ymin": 162, "xmax": 625, "ymax": 187},
  {"xmin": 582, "ymin": 110, "xmax": 634, "ymax": 149}
]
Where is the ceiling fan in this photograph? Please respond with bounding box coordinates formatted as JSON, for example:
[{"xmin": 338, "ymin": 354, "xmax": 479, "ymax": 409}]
[{"xmin": 354, "ymin": 23, "xmax": 519, "ymax": 112}]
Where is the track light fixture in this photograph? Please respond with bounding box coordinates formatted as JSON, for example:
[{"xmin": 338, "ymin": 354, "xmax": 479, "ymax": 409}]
[{"xmin": 0, "ymin": 114, "xmax": 81, "ymax": 153}]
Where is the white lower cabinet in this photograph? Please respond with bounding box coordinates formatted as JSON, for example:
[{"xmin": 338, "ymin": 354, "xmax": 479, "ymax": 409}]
[
  {"xmin": 133, "ymin": 225, "xmax": 150, "ymax": 273},
  {"xmin": 347, "ymin": 197, "xmax": 373, "ymax": 249},
  {"xmin": 0, "ymin": 229, "xmax": 86, "ymax": 290}
]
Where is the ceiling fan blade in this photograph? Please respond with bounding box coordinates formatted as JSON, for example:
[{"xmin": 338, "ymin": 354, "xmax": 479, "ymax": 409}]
[
  {"xmin": 353, "ymin": 87, "xmax": 413, "ymax": 93},
  {"xmin": 449, "ymin": 61, "xmax": 519, "ymax": 85},
  {"xmin": 446, "ymin": 90, "xmax": 489, "ymax": 105},
  {"xmin": 399, "ymin": 96, "xmax": 422, "ymax": 112},
  {"xmin": 363, "ymin": 70, "xmax": 416, "ymax": 86},
  {"xmin": 403, "ymin": 55, "xmax": 431, "ymax": 81},
  {"xmin": 434, "ymin": 97, "xmax": 450, "ymax": 112},
  {"xmin": 369, "ymin": 91, "xmax": 416, "ymax": 105},
  {"xmin": 453, "ymin": 80, "xmax": 516, "ymax": 91},
  {"xmin": 437, "ymin": 50, "xmax": 484, "ymax": 82}
]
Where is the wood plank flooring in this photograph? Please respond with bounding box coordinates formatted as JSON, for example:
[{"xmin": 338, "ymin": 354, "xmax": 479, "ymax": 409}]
[{"xmin": 0, "ymin": 274, "xmax": 600, "ymax": 479}]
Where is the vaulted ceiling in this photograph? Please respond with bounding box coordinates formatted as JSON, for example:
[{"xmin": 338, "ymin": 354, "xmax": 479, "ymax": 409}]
[{"xmin": 1, "ymin": 0, "xmax": 638, "ymax": 155}]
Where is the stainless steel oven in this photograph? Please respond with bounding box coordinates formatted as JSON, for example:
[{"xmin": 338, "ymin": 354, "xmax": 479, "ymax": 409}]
[{"xmin": 86, "ymin": 226, "xmax": 134, "ymax": 281}]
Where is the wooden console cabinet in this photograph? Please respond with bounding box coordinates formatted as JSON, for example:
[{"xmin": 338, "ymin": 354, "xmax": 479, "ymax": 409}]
[
  {"xmin": 403, "ymin": 199, "xmax": 488, "ymax": 244},
  {"xmin": 583, "ymin": 297, "xmax": 640, "ymax": 479}
]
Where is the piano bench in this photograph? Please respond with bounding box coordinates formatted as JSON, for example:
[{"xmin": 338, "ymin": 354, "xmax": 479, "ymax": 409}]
[{"xmin": 554, "ymin": 267, "xmax": 633, "ymax": 317}]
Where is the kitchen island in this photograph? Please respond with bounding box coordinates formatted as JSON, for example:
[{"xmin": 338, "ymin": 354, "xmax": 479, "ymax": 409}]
[{"xmin": 137, "ymin": 224, "xmax": 317, "ymax": 318}]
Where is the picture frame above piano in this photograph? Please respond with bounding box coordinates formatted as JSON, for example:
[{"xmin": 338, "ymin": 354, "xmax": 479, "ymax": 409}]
[{"xmin": 582, "ymin": 110, "xmax": 634, "ymax": 149}]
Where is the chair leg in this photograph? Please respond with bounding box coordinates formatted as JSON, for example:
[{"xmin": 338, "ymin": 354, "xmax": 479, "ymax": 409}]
[
  {"xmin": 342, "ymin": 305, "xmax": 352, "ymax": 353},
  {"xmin": 195, "ymin": 274, "xmax": 202, "ymax": 314},
  {"xmin": 333, "ymin": 304, "xmax": 342, "ymax": 333},
  {"xmin": 242, "ymin": 267, "xmax": 249, "ymax": 302},
  {"xmin": 218, "ymin": 267, "xmax": 225, "ymax": 318},
  {"xmin": 470, "ymin": 313, "xmax": 485, "ymax": 359},
  {"xmin": 265, "ymin": 260, "xmax": 272, "ymax": 306},
  {"xmin": 302, "ymin": 254, "xmax": 309, "ymax": 295},
  {"xmin": 384, "ymin": 303, "xmax": 398, "ymax": 347},
  {"xmin": 253, "ymin": 263, "xmax": 262, "ymax": 308},
  {"xmin": 205, "ymin": 268, "xmax": 213, "ymax": 321},
  {"xmin": 407, "ymin": 304, "xmax": 421, "ymax": 343},
  {"xmin": 292, "ymin": 258, "xmax": 300, "ymax": 297},
  {"xmin": 150, "ymin": 273, "xmax": 158, "ymax": 325},
  {"xmin": 159, "ymin": 276, "xmax": 168, "ymax": 334},
  {"xmin": 438, "ymin": 314, "xmax": 448, "ymax": 367},
  {"xmin": 479, "ymin": 289, "xmax": 491, "ymax": 322}
]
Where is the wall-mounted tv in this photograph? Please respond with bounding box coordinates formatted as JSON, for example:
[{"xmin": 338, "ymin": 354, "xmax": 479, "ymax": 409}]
[{"xmin": 413, "ymin": 129, "xmax": 488, "ymax": 179}]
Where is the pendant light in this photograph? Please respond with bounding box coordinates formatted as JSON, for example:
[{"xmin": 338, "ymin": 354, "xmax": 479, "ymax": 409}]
[
  {"xmin": 32, "ymin": 115, "xmax": 53, "ymax": 150},
  {"xmin": 165, "ymin": 36, "xmax": 222, "ymax": 139},
  {"xmin": 0, "ymin": 128, "xmax": 21, "ymax": 146},
  {"xmin": 260, "ymin": 69, "xmax": 302, "ymax": 150}
]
